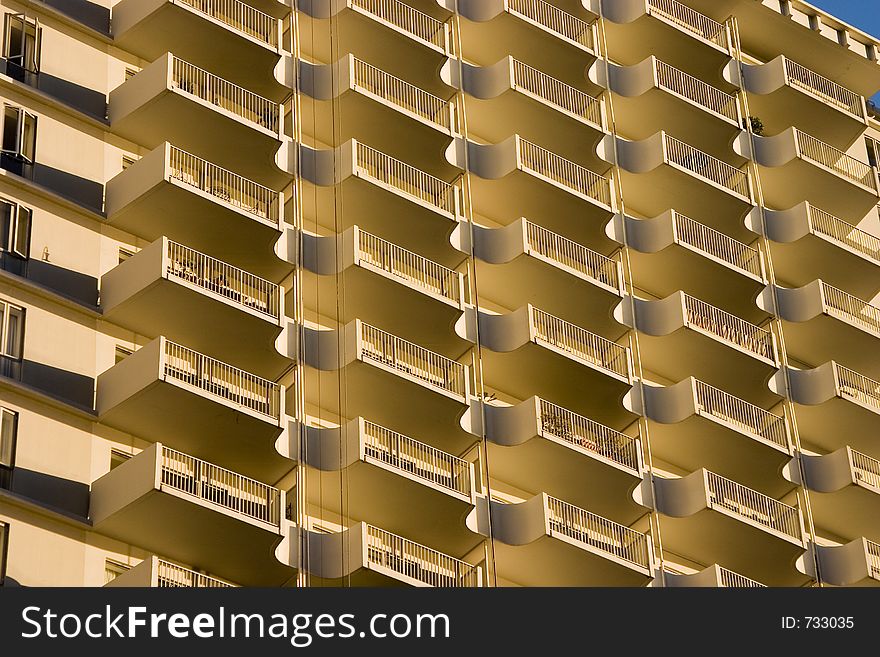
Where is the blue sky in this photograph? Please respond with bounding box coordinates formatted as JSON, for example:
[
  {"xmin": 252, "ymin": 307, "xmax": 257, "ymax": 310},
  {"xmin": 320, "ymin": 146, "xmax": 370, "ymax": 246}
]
[{"xmin": 809, "ymin": 0, "xmax": 880, "ymax": 100}]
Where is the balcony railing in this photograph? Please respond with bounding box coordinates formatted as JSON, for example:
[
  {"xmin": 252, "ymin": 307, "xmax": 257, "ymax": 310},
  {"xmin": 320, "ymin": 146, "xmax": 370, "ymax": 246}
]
[
  {"xmin": 171, "ymin": 56, "xmax": 279, "ymax": 132},
  {"xmin": 160, "ymin": 445, "xmax": 281, "ymax": 524},
  {"xmin": 357, "ymin": 229, "xmax": 462, "ymax": 304},
  {"xmin": 525, "ymin": 220, "xmax": 620, "ymax": 290},
  {"xmin": 365, "ymin": 524, "xmax": 481, "ymax": 586},
  {"xmin": 836, "ymin": 363, "xmax": 880, "ymax": 411},
  {"xmin": 654, "ymin": 59, "xmax": 738, "ymax": 122},
  {"xmin": 795, "ymin": 129, "xmax": 877, "ymax": 191},
  {"xmin": 538, "ymin": 398, "xmax": 640, "ymax": 472},
  {"xmin": 664, "ymin": 135, "xmax": 750, "ymax": 198},
  {"xmin": 507, "ymin": 0, "xmax": 595, "ymax": 50},
  {"xmin": 351, "ymin": 57, "xmax": 454, "ymax": 130},
  {"xmin": 157, "ymin": 559, "xmax": 237, "ymax": 588},
  {"xmin": 646, "ymin": 0, "xmax": 729, "ymax": 50},
  {"xmin": 821, "ymin": 281, "xmax": 880, "ymax": 336},
  {"xmin": 807, "ymin": 204, "xmax": 880, "ymax": 262},
  {"xmin": 867, "ymin": 539, "xmax": 880, "ymax": 580},
  {"xmin": 531, "ymin": 307, "xmax": 630, "ymax": 379},
  {"xmin": 706, "ymin": 471, "xmax": 802, "ymax": 540},
  {"xmin": 718, "ymin": 566, "xmax": 766, "ymax": 588},
  {"xmin": 359, "ymin": 322, "xmax": 467, "ymax": 398},
  {"xmin": 694, "ymin": 380, "xmax": 788, "ymax": 448},
  {"xmin": 166, "ymin": 240, "xmax": 281, "ymax": 319},
  {"xmin": 850, "ymin": 448, "xmax": 880, "ymax": 491},
  {"xmin": 683, "ymin": 294, "xmax": 775, "ymax": 361},
  {"xmin": 350, "ymin": 0, "xmax": 449, "ymax": 50},
  {"xmin": 546, "ymin": 496, "xmax": 651, "ymax": 568},
  {"xmin": 783, "ymin": 57, "xmax": 864, "ymax": 119},
  {"xmin": 179, "ymin": 0, "xmax": 278, "ymax": 47},
  {"xmin": 168, "ymin": 146, "xmax": 280, "ymax": 223},
  {"xmin": 354, "ymin": 142, "xmax": 458, "ymax": 215},
  {"xmin": 163, "ymin": 340, "xmax": 282, "ymax": 418},
  {"xmin": 362, "ymin": 420, "xmax": 471, "ymax": 496},
  {"xmin": 673, "ymin": 212, "xmax": 763, "ymax": 278},
  {"xmin": 518, "ymin": 138, "xmax": 612, "ymax": 206},
  {"xmin": 511, "ymin": 59, "xmax": 603, "ymax": 128}
]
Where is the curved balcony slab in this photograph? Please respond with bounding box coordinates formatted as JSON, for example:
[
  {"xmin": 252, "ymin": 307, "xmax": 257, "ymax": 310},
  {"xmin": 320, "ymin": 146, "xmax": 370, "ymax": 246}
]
[
  {"xmin": 661, "ymin": 564, "xmax": 766, "ymax": 587},
  {"xmin": 106, "ymin": 556, "xmax": 239, "ymax": 588},
  {"xmin": 816, "ymin": 538, "xmax": 880, "ymax": 587}
]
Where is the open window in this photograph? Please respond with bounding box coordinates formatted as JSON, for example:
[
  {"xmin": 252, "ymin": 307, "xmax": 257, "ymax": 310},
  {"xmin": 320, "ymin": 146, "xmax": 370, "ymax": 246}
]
[
  {"xmin": 0, "ymin": 300, "xmax": 24, "ymax": 379},
  {"xmin": 1, "ymin": 105, "xmax": 36, "ymax": 178},
  {"xmin": 0, "ymin": 521, "xmax": 7, "ymax": 586},
  {"xmin": 0, "ymin": 198, "xmax": 31, "ymax": 264},
  {"xmin": 3, "ymin": 14, "xmax": 40, "ymax": 84},
  {"xmin": 0, "ymin": 407, "xmax": 16, "ymax": 489}
]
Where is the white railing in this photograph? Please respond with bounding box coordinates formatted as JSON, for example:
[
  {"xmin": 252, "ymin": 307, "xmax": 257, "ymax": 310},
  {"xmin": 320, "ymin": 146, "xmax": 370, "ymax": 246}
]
[
  {"xmin": 518, "ymin": 138, "xmax": 612, "ymax": 206},
  {"xmin": 795, "ymin": 129, "xmax": 877, "ymax": 190},
  {"xmin": 718, "ymin": 566, "xmax": 766, "ymax": 588},
  {"xmin": 163, "ymin": 340, "xmax": 281, "ymax": 418},
  {"xmin": 538, "ymin": 399, "xmax": 640, "ymax": 471},
  {"xmin": 850, "ymin": 448, "xmax": 880, "ymax": 491},
  {"xmin": 531, "ymin": 307, "xmax": 630, "ymax": 379},
  {"xmin": 365, "ymin": 525, "xmax": 480, "ymax": 586},
  {"xmin": 784, "ymin": 58, "xmax": 864, "ymax": 119},
  {"xmin": 654, "ymin": 59, "xmax": 738, "ymax": 121},
  {"xmin": 357, "ymin": 229, "xmax": 462, "ymax": 304},
  {"xmin": 352, "ymin": 57, "xmax": 453, "ymax": 129},
  {"xmin": 836, "ymin": 363, "xmax": 880, "ymax": 411},
  {"xmin": 664, "ymin": 135, "xmax": 751, "ymax": 198},
  {"xmin": 821, "ymin": 281, "xmax": 880, "ymax": 336},
  {"xmin": 866, "ymin": 539, "xmax": 880, "ymax": 580},
  {"xmin": 171, "ymin": 56, "xmax": 279, "ymax": 132},
  {"xmin": 808, "ymin": 205, "xmax": 880, "ymax": 261},
  {"xmin": 673, "ymin": 212, "xmax": 763, "ymax": 277},
  {"xmin": 546, "ymin": 496, "xmax": 651, "ymax": 568},
  {"xmin": 706, "ymin": 471, "xmax": 802, "ymax": 539},
  {"xmin": 525, "ymin": 220, "xmax": 620, "ymax": 290},
  {"xmin": 511, "ymin": 59, "xmax": 603, "ymax": 128},
  {"xmin": 179, "ymin": 0, "xmax": 278, "ymax": 47},
  {"xmin": 160, "ymin": 446, "xmax": 281, "ymax": 524},
  {"xmin": 168, "ymin": 146, "xmax": 280, "ymax": 223},
  {"xmin": 166, "ymin": 240, "xmax": 281, "ymax": 319},
  {"xmin": 156, "ymin": 559, "xmax": 237, "ymax": 588},
  {"xmin": 350, "ymin": 0, "xmax": 448, "ymax": 50},
  {"xmin": 683, "ymin": 294, "xmax": 775, "ymax": 361},
  {"xmin": 647, "ymin": 0, "xmax": 729, "ymax": 50},
  {"xmin": 355, "ymin": 142, "xmax": 458, "ymax": 215},
  {"xmin": 507, "ymin": 0, "xmax": 595, "ymax": 50},
  {"xmin": 694, "ymin": 380, "xmax": 788, "ymax": 448},
  {"xmin": 362, "ymin": 420, "xmax": 471, "ymax": 496},
  {"xmin": 360, "ymin": 322, "xmax": 467, "ymax": 398}
]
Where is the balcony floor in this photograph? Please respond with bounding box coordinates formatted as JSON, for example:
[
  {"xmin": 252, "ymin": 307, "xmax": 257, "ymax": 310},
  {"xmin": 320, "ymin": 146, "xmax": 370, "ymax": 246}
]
[
  {"xmin": 769, "ymin": 237, "xmax": 880, "ymax": 301},
  {"xmin": 795, "ymin": 398, "xmax": 880, "ymax": 457},
  {"xmin": 782, "ymin": 315, "xmax": 880, "ymax": 381},
  {"xmin": 810, "ymin": 485, "xmax": 880, "ymax": 545}
]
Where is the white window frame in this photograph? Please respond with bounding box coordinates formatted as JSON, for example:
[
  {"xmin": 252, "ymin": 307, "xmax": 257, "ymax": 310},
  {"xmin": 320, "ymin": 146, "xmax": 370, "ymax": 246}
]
[
  {"xmin": 0, "ymin": 198, "xmax": 31, "ymax": 259},
  {"xmin": 1, "ymin": 105, "xmax": 37, "ymax": 163},
  {"xmin": 3, "ymin": 14, "xmax": 41, "ymax": 74}
]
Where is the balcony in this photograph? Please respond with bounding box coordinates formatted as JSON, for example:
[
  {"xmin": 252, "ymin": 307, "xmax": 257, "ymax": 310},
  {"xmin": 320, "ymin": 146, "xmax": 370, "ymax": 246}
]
[
  {"xmin": 458, "ymin": 0, "xmax": 598, "ymax": 83},
  {"xmin": 298, "ymin": 0, "xmax": 452, "ymax": 94},
  {"xmin": 629, "ymin": 291, "xmax": 778, "ymax": 402},
  {"xmin": 815, "ymin": 538, "xmax": 880, "ymax": 587},
  {"xmin": 774, "ymin": 280, "xmax": 880, "ymax": 379},
  {"xmin": 97, "ymin": 336, "xmax": 289, "ymax": 481},
  {"xmin": 743, "ymin": 55, "xmax": 867, "ymax": 148},
  {"xmin": 484, "ymin": 397, "xmax": 644, "ymax": 522},
  {"xmin": 106, "ymin": 556, "xmax": 238, "ymax": 588},
  {"xmin": 765, "ymin": 203, "xmax": 880, "ymax": 300},
  {"xmin": 101, "ymin": 237, "xmax": 287, "ymax": 378},
  {"xmin": 302, "ymin": 140, "xmax": 462, "ymax": 266},
  {"xmin": 112, "ymin": 0, "xmax": 284, "ymax": 99},
  {"xmin": 303, "ymin": 320, "xmax": 472, "ymax": 452},
  {"xmin": 616, "ymin": 133, "xmax": 753, "ymax": 231},
  {"xmin": 91, "ymin": 443, "xmax": 292, "ymax": 586},
  {"xmin": 612, "ymin": 210, "xmax": 767, "ymax": 320},
  {"xmin": 663, "ymin": 564, "xmax": 766, "ymax": 587},
  {"xmin": 479, "ymin": 305, "xmax": 634, "ymax": 427},
  {"xmin": 300, "ymin": 55, "xmax": 457, "ymax": 177},
  {"xmin": 110, "ymin": 54, "xmax": 284, "ymax": 188},
  {"xmin": 800, "ymin": 446, "xmax": 880, "ymax": 544},
  {"xmin": 606, "ymin": 56, "xmax": 740, "ymax": 157},
  {"xmin": 491, "ymin": 493, "xmax": 653, "ymax": 586},
  {"xmin": 462, "ymin": 57, "xmax": 605, "ymax": 164},
  {"xmin": 302, "ymin": 226, "xmax": 467, "ymax": 351},
  {"xmin": 302, "ymin": 418, "xmax": 478, "ymax": 555},
  {"xmin": 302, "ymin": 522, "xmax": 482, "ymax": 587},
  {"xmin": 754, "ymin": 128, "xmax": 879, "ymax": 221},
  {"xmin": 106, "ymin": 143, "xmax": 287, "ymax": 281},
  {"xmin": 603, "ymin": 0, "xmax": 732, "ymax": 84},
  {"xmin": 639, "ymin": 378, "xmax": 791, "ymax": 492},
  {"xmin": 652, "ymin": 469, "xmax": 806, "ymax": 586},
  {"xmin": 470, "ymin": 218, "xmax": 623, "ymax": 333}
]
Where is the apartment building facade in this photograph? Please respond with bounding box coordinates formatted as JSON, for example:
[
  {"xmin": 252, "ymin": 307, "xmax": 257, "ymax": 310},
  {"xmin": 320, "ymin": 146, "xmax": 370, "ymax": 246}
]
[{"xmin": 0, "ymin": 0, "xmax": 878, "ymax": 588}]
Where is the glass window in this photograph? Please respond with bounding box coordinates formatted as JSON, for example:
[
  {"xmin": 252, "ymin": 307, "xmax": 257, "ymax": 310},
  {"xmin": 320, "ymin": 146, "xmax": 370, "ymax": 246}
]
[
  {"xmin": 0, "ymin": 522, "xmax": 7, "ymax": 586},
  {"xmin": 0, "ymin": 300, "xmax": 24, "ymax": 379},
  {"xmin": 109, "ymin": 449, "xmax": 130, "ymax": 470},
  {"xmin": 0, "ymin": 199, "xmax": 31, "ymax": 259},
  {"xmin": 104, "ymin": 559, "xmax": 130, "ymax": 584},
  {"xmin": 114, "ymin": 345, "xmax": 133, "ymax": 363},
  {"xmin": 3, "ymin": 15, "xmax": 40, "ymax": 75},
  {"xmin": 1, "ymin": 105, "xmax": 37, "ymax": 163},
  {"xmin": 0, "ymin": 407, "xmax": 14, "ymax": 490}
]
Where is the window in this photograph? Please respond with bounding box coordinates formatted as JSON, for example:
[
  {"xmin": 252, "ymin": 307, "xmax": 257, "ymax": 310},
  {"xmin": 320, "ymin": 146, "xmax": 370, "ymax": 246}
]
[
  {"xmin": 0, "ymin": 522, "xmax": 7, "ymax": 586},
  {"xmin": 114, "ymin": 345, "xmax": 133, "ymax": 363},
  {"xmin": 124, "ymin": 67, "xmax": 138, "ymax": 81},
  {"xmin": 808, "ymin": 14, "xmax": 819, "ymax": 30},
  {"xmin": 0, "ymin": 198, "xmax": 31, "ymax": 259},
  {"xmin": 1, "ymin": 105, "xmax": 36, "ymax": 177},
  {"xmin": 3, "ymin": 14, "xmax": 40, "ymax": 84},
  {"xmin": 109, "ymin": 448, "xmax": 131, "ymax": 470},
  {"xmin": 0, "ymin": 407, "xmax": 17, "ymax": 490},
  {"xmin": 121, "ymin": 154, "xmax": 137, "ymax": 171},
  {"xmin": 0, "ymin": 300, "xmax": 23, "ymax": 379},
  {"xmin": 866, "ymin": 137, "xmax": 880, "ymax": 168},
  {"xmin": 117, "ymin": 247, "xmax": 136, "ymax": 264},
  {"xmin": 104, "ymin": 559, "xmax": 130, "ymax": 584}
]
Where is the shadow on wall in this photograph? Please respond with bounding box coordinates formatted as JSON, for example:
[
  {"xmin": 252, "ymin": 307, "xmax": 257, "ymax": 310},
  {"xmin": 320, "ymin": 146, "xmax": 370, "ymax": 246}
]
[
  {"xmin": 5, "ymin": 468, "xmax": 90, "ymax": 517},
  {"xmin": 0, "ymin": 61, "xmax": 108, "ymax": 119},
  {"xmin": 25, "ymin": 260, "xmax": 99, "ymax": 307},
  {"xmin": 32, "ymin": 164, "xmax": 104, "ymax": 213},
  {"xmin": 40, "ymin": 0, "xmax": 111, "ymax": 33},
  {"xmin": 19, "ymin": 360, "xmax": 95, "ymax": 411}
]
